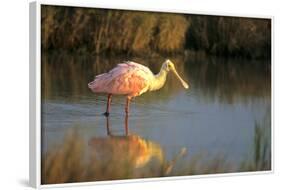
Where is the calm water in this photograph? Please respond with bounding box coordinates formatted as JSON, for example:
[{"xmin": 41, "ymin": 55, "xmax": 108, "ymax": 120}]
[{"xmin": 41, "ymin": 52, "xmax": 271, "ymax": 183}]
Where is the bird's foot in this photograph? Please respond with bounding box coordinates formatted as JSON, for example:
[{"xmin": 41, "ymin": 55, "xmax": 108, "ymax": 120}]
[{"xmin": 103, "ymin": 112, "xmax": 110, "ymax": 117}]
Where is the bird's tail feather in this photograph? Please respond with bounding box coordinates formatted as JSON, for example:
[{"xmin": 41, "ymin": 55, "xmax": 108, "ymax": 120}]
[{"xmin": 88, "ymin": 81, "xmax": 99, "ymax": 90}]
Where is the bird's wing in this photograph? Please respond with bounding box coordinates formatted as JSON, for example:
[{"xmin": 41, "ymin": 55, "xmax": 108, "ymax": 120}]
[
  {"xmin": 107, "ymin": 62, "xmax": 153, "ymax": 96},
  {"xmin": 124, "ymin": 61, "xmax": 154, "ymax": 76},
  {"xmin": 89, "ymin": 62, "xmax": 153, "ymax": 96}
]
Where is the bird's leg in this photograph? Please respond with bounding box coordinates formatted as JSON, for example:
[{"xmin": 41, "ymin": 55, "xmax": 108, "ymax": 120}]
[
  {"xmin": 103, "ymin": 94, "xmax": 112, "ymax": 117},
  {"xmin": 106, "ymin": 116, "xmax": 112, "ymax": 136},
  {"xmin": 124, "ymin": 114, "xmax": 129, "ymax": 136},
  {"xmin": 125, "ymin": 97, "xmax": 131, "ymax": 115}
]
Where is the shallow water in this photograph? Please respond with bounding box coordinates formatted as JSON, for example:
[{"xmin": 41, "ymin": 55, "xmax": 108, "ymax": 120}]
[{"xmin": 41, "ymin": 52, "xmax": 271, "ymax": 183}]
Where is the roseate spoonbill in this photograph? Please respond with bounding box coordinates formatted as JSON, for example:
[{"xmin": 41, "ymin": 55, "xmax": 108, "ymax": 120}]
[{"xmin": 88, "ymin": 59, "xmax": 189, "ymax": 116}]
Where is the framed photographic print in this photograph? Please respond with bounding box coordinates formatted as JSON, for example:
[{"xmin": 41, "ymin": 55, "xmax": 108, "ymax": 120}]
[{"xmin": 29, "ymin": 0, "xmax": 273, "ymax": 188}]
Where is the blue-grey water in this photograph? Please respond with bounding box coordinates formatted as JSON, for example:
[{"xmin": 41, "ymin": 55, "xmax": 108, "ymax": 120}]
[{"xmin": 41, "ymin": 52, "xmax": 271, "ymax": 181}]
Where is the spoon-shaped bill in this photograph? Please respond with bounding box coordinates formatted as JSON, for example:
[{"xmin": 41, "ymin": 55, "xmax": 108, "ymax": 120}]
[{"xmin": 172, "ymin": 69, "xmax": 189, "ymax": 89}]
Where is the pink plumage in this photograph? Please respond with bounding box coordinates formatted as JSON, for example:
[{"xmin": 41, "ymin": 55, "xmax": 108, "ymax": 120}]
[{"xmin": 88, "ymin": 61, "xmax": 153, "ymax": 98}]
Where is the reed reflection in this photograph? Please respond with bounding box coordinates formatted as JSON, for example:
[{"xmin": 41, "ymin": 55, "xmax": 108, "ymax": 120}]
[
  {"xmin": 185, "ymin": 53, "xmax": 271, "ymax": 104},
  {"xmin": 42, "ymin": 52, "xmax": 270, "ymax": 104}
]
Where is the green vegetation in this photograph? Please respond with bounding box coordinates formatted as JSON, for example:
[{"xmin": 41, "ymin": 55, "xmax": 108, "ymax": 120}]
[
  {"xmin": 41, "ymin": 5, "xmax": 271, "ymax": 59},
  {"xmin": 186, "ymin": 15, "xmax": 271, "ymax": 59},
  {"xmin": 240, "ymin": 110, "xmax": 271, "ymax": 171}
]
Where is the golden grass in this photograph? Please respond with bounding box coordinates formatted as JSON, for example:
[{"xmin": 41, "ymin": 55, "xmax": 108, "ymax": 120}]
[
  {"xmin": 42, "ymin": 130, "xmax": 166, "ymax": 184},
  {"xmin": 42, "ymin": 5, "xmax": 271, "ymax": 59},
  {"xmin": 42, "ymin": 6, "xmax": 189, "ymax": 55}
]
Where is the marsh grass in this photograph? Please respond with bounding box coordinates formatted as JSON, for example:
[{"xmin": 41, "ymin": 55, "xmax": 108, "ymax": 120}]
[
  {"xmin": 42, "ymin": 130, "xmax": 166, "ymax": 184},
  {"xmin": 41, "ymin": 6, "xmax": 189, "ymax": 55},
  {"xmin": 42, "ymin": 6, "xmax": 270, "ymax": 59},
  {"xmin": 240, "ymin": 111, "xmax": 271, "ymax": 171},
  {"xmin": 186, "ymin": 16, "xmax": 271, "ymax": 59}
]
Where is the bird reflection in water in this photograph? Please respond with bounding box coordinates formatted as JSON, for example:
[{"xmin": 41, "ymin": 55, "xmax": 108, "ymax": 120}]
[
  {"xmin": 42, "ymin": 116, "xmax": 187, "ymax": 184},
  {"xmin": 89, "ymin": 115, "xmax": 164, "ymax": 169}
]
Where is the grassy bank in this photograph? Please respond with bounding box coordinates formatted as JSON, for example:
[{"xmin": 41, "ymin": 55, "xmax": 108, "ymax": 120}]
[
  {"xmin": 42, "ymin": 5, "xmax": 271, "ymax": 59},
  {"xmin": 186, "ymin": 15, "xmax": 271, "ymax": 59},
  {"xmin": 41, "ymin": 6, "xmax": 189, "ymax": 55}
]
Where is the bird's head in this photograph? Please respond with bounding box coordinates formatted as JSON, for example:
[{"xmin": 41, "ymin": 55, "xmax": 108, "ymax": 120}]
[
  {"xmin": 162, "ymin": 59, "xmax": 189, "ymax": 89},
  {"xmin": 162, "ymin": 59, "xmax": 176, "ymax": 72}
]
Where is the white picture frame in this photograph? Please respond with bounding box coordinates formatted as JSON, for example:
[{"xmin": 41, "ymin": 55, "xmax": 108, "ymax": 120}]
[{"xmin": 29, "ymin": 1, "xmax": 274, "ymax": 188}]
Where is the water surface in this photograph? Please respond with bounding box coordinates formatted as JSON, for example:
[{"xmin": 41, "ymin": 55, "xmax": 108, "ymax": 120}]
[{"xmin": 41, "ymin": 52, "xmax": 271, "ymax": 183}]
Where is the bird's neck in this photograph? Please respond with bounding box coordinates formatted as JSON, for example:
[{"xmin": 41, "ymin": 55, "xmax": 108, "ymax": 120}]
[{"xmin": 149, "ymin": 68, "xmax": 168, "ymax": 91}]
